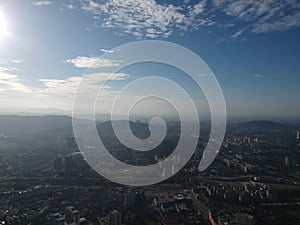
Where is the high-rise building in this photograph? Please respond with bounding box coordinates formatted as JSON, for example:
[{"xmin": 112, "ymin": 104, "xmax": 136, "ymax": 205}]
[
  {"xmin": 53, "ymin": 155, "xmax": 64, "ymax": 173},
  {"xmin": 65, "ymin": 206, "xmax": 74, "ymax": 223},
  {"xmin": 73, "ymin": 210, "xmax": 80, "ymax": 225},
  {"xmin": 64, "ymin": 155, "xmax": 75, "ymax": 174},
  {"xmin": 285, "ymin": 155, "xmax": 295, "ymax": 170},
  {"xmin": 51, "ymin": 213, "xmax": 64, "ymax": 225},
  {"xmin": 54, "ymin": 217, "xmax": 65, "ymax": 225},
  {"xmin": 297, "ymin": 131, "xmax": 300, "ymax": 140},
  {"xmin": 65, "ymin": 206, "xmax": 80, "ymax": 225},
  {"xmin": 109, "ymin": 210, "xmax": 122, "ymax": 225},
  {"xmin": 124, "ymin": 188, "xmax": 136, "ymax": 208},
  {"xmin": 243, "ymin": 137, "xmax": 251, "ymax": 144}
]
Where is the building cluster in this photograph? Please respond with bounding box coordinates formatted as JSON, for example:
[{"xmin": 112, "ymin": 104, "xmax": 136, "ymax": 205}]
[
  {"xmin": 0, "ymin": 208, "xmax": 38, "ymax": 225},
  {"xmin": 53, "ymin": 153, "xmax": 90, "ymax": 175},
  {"xmin": 206, "ymin": 182, "xmax": 276, "ymax": 204},
  {"xmin": 152, "ymin": 188, "xmax": 197, "ymax": 225},
  {"xmin": 222, "ymin": 155, "xmax": 261, "ymax": 174},
  {"xmin": 50, "ymin": 206, "xmax": 89, "ymax": 225},
  {"xmin": 1, "ymin": 122, "xmax": 300, "ymax": 225},
  {"xmin": 0, "ymin": 185, "xmax": 66, "ymax": 225},
  {"xmin": 208, "ymin": 210, "xmax": 255, "ymax": 225}
]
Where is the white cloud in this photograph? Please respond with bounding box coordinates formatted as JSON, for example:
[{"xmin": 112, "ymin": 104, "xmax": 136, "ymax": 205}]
[
  {"xmin": 66, "ymin": 4, "xmax": 77, "ymax": 10},
  {"xmin": 65, "ymin": 56, "xmax": 122, "ymax": 68},
  {"xmin": 0, "ymin": 59, "xmax": 22, "ymax": 64},
  {"xmin": 0, "ymin": 69, "xmax": 130, "ymax": 113},
  {"xmin": 73, "ymin": 0, "xmax": 300, "ymax": 39},
  {"xmin": 86, "ymin": 72, "xmax": 129, "ymax": 81},
  {"xmin": 100, "ymin": 48, "xmax": 115, "ymax": 53},
  {"xmin": 39, "ymin": 72, "xmax": 129, "ymax": 95},
  {"xmin": 190, "ymin": 1, "xmax": 206, "ymax": 16},
  {"xmin": 213, "ymin": 0, "xmax": 300, "ymax": 34},
  {"xmin": 231, "ymin": 29, "xmax": 245, "ymax": 39},
  {"xmin": 252, "ymin": 11, "xmax": 300, "ymax": 33},
  {"xmin": 0, "ymin": 56, "xmax": 129, "ymax": 100},
  {"xmin": 0, "ymin": 54, "xmax": 130, "ymax": 99},
  {"xmin": 0, "ymin": 71, "xmax": 33, "ymax": 93},
  {"xmin": 11, "ymin": 59, "xmax": 22, "ymax": 63},
  {"xmin": 0, "ymin": 61, "xmax": 26, "ymax": 92},
  {"xmin": 0, "ymin": 66, "xmax": 15, "ymax": 73},
  {"xmin": 32, "ymin": 1, "xmax": 51, "ymax": 7},
  {"xmin": 39, "ymin": 77, "xmax": 82, "ymax": 95},
  {"xmin": 0, "ymin": 60, "xmax": 32, "ymax": 93},
  {"xmin": 253, "ymin": 74, "xmax": 262, "ymax": 78},
  {"xmin": 80, "ymin": 0, "xmax": 208, "ymax": 38}
]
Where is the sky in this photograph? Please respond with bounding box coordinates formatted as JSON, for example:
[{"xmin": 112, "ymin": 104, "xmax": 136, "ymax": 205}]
[{"xmin": 0, "ymin": 0, "xmax": 299, "ymax": 119}]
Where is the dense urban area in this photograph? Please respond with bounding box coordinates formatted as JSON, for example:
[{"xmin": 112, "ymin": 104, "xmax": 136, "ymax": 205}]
[{"xmin": 0, "ymin": 115, "xmax": 299, "ymax": 225}]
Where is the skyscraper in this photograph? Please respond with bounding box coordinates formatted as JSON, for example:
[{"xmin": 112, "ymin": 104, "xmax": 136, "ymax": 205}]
[
  {"xmin": 124, "ymin": 188, "xmax": 136, "ymax": 208},
  {"xmin": 109, "ymin": 210, "xmax": 121, "ymax": 225},
  {"xmin": 65, "ymin": 206, "xmax": 80, "ymax": 225},
  {"xmin": 53, "ymin": 155, "xmax": 64, "ymax": 173}
]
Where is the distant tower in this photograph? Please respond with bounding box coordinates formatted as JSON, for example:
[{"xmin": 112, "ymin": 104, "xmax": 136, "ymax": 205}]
[
  {"xmin": 297, "ymin": 131, "xmax": 300, "ymax": 140},
  {"xmin": 284, "ymin": 156, "xmax": 290, "ymax": 168},
  {"xmin": 72, "ymin": 210, "xmax": 80, "ymax": 225},
  {"xmin": 124, "ymin": 188, "xmax": 136, "ymax": 208},
  {"xmin": 109, "ymin": 210, "xmax": 122, "ymax": 225},
  {"xmin": 65, "ymin": 207, "xmax": 80, "ymax": 225},
  {"xmin": 53, "ymin": 155, "xmax": 64, "ymax": 173},
  {"xmin": 285, "ymin": 155, "xmax": 295, "ymax": 170},
  {"xmin": 64, "ymin": 155, "xmax": 75, "ymax": 174}
]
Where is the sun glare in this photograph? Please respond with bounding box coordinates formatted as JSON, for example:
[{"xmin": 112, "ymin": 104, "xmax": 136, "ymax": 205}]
[{"xmin": 0, "ymin": 10, "xmax": 8, "ymax": 38}]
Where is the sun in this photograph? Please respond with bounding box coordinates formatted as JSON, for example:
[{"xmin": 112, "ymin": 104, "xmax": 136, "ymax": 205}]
[{"xmin": 0, "ymin": 10, "xmax": 8, "ymax": 38}]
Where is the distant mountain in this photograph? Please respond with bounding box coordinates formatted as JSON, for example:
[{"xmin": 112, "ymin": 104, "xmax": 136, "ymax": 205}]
[
  {"xmin": 0, "ymin": 115, "xmax": 159, "ymax": 140},
  {"xmin": 240, "ymin": 120, "xmax": 294, "ymax": 129},
  {"xmin": 0, "ymin": 115, "xmax": 297, "ymax": 142},
  {"xmin": 0, "ymin": 115, "xmax": 73, "ymax": 136},
  {"xmin": 95, "ymin": 120, "xmax": 178, "ymax": 166},
  {"xmin": 236, "ymin": 120, "xmax": 297, "ymax": 138},
  {"xmin": 97, "ymin": 120, "xmax": 151, "ymax": 140}
]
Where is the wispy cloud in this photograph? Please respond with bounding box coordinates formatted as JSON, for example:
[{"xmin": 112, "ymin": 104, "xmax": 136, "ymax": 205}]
[
  {"xmin": 100, "ymin": 48, "xmax": 115, "ymax": 53},
  {"xmin": 79, "ymin": 0, "xmax": 209, "ymax": 38},
  {"xmin": 0, "ymin": 56, "xmax": 129, "ymax": 98},
  {"xmin": 70, "ymin": 0, "xmax": 300, "ymax": 39},
  {"xmin": 64, "ymin": 56, "xmax": 122, "ymax": 68},
  {"xmin": 39, "ymin": 72, "xmax": 129, "ymax": 95},
  {"xmin": 0, "ymin": 66, "xmax": 130, "ymax": 114},
  {"xmin": 39, "ymin": 77, "xmax": 82, "ymax": 95},
  {"xmin": 0, "ymin": 59, "xmax": 22, "ymax": 64},
  {"xmin": 231, "ymin": 29, "xmax": 246, "ymax": 39},
  {"xmin": 213, "ymin": 0, "xmax": 300, "ymax": 34},
  {"xmin": 0, "ymin": 66, "xmax": 33, "ymax": 93},
  {"xmin": 32, "ymin": 1, "xmax": 51, "ymax": 7},
  {"xmin": 66, "ymin": 4, "xmax": 77, "ymax": 10}
]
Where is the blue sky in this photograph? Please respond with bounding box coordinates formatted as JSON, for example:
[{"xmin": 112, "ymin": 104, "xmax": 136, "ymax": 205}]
[{"xmin": 0, "ymin": 0, "xmax": 299, "ymax": 118}]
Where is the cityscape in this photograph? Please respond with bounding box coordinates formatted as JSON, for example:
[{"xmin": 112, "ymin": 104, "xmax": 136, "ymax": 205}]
[
  {"xmin": 0, "ymin": 116, "xmax": 299, "ymax": 225},
  {"xmin": 1, "ymin": 0, "xmax": 300, "ymax": 225}
]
